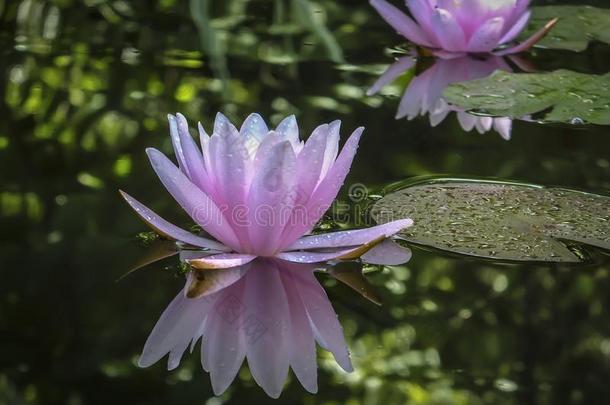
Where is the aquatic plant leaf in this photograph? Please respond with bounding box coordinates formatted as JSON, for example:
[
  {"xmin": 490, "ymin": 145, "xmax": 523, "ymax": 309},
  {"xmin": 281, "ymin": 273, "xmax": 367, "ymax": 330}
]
[
  {"xmin": 443, "ymin": 70, "xmax": 610, "ymax": 125},
  {"xmin": 371, "ymin": 179, "xmax": 610, "ymax": 263},
  {"xmin": 521, "ymin": 6, "xmax": 610, "ymax": 52}
]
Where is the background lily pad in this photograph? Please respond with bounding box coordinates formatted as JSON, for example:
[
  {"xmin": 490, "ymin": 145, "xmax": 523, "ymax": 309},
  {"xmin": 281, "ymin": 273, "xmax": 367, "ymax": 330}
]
[
  {"xmin": 370, "ymin": 179, "xmax": 610, "ymax": 263},
  {"xmin": 522, "ymin": 6, "xmax": 610, "ymax": 52},
  {"xmin": 443, "ymin": 70, "xmax": 610, "ymax": 125}
]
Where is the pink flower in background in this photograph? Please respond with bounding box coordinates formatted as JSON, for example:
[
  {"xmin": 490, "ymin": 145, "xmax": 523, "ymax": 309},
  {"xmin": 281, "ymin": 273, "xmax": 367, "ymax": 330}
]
[
  {"xmin": 370, "ymin": 0, "xmax": 557, "ymax": 58},
  {"xmin": 139, "ymin": 258, "xmax": 352, "ymax": 398},
  {"xmin": 368, "ymin": 55, "xmax": 514, "ymax": 139},
  {"xmin": 121, "ymin": 113, "xmax": 412, "ymax": 268}
]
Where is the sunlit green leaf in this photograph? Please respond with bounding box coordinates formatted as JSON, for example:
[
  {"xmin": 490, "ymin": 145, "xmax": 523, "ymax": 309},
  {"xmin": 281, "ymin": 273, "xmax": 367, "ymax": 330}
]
[
  {"xmin": 371, "ymin": 178, "xmax": 610, "ymax": 263},
  {"xmin": 443, "ymin": 70, "xmax": 610, "ymax": 125}
]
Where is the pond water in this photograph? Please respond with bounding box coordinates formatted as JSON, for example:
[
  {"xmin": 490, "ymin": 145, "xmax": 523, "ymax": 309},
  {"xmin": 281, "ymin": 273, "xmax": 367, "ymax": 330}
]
[{"xmin": 1, "ymin": 0, "xmax": 609, "ymax": 404}]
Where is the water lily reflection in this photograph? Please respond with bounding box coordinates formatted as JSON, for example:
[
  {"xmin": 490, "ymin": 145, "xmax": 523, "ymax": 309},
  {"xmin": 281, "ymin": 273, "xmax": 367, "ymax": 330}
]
[
  {"xmin": 368, "ymin": 54, "xmax": 515, "ymax": 140},
  {"xmin": 138, "ymin": 258, "xmax": 359, "ymax": 398}
]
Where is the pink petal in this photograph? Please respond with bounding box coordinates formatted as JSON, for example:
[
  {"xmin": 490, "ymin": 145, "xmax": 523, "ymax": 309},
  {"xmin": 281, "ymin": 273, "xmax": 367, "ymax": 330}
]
[
  {"xmin": 431, "ymin": 8, "xmax": 467, "ymax": 52},
  {"xmin": 279, "ymin": 127, "xmax": 364, "ymax": 249},
  {"xmin": 319, "ymin": 121, "xmax": 341, "ymax": 180},
  {"xmin": 275, "ymin": 115, "xmax": 301, "ymax": 149},
  {"xmin": 213, "ymin": 112, "xmax": 239, "ymax": 137},
  {"xmin": 280, "ymin": 269, "xmax": 318, "ymax": 393},
  {"xmin": 290, "ymin": 268, "xmax": 352, "ymax": 372},
  {"xmin": 494, "ymin": 18, "xmax": 558, "ymax": 56},
  {"xmin": 197, "ymin": 123, "xmax": 216, "ymax": 191},
  {"xmin": 247, "ymin": 141, "xmax": 297, "ymax": 255},
  {"xmin": 288, "ymin": 218, "xmax": 413, "ymax": 250},
  {"xmin": 468, "ymin": 17, "xmax": 505, "ymax": 52},
  {"xmin": 168, "ymin": 115, "xmax": 189, "ymax": 177},
  {"xmin": 139, "ymin": 288, "xmax": 212, "ymax": 368},
  {"xmin": 240, "ymin": 113, "xmax": 269, "ymax": 157},
  {"xmin": 493, "ymin": 117, "xmax": 513, "ymax": 140},
  {"xmin": 187, "ymin": 253, "xmax": 256, "ymax": 270},
  {"xmin": 407, "ymin": 0, "xmax": 435, "ymax": 36},
  {"xmin": 204, "ymin": 279, "xmax": 247, "ymax": 395},
  {"xmin": 429, "ymin": 99, "xmax": 451, "ymax": 127},
  {"xmin": 476, "ymin": 117, "xmax": 494, "ymax": 133},
  {"xmin": 146, "ymin": 148, "xmax": 240, "ymax": 249},
  {"xmin": 296, "ymin": 123, "xmax": 331, "ymax": 203},
  {"xmin": 171, "ymin": 114, "xmax": 208, "ymax": 190},
  {"xmin": 397, "ymin": 72, "xmax": 429, "ymax": 119},
  {"xmin": 120, "ymin": 190, "xmax": 229, "ymax": 251},
  {"xmin": 243, "ymin": 261, "xmax": 290, "ymax": 398},
  {"xmin": 240, "ymin": 113, "xmax": 268, "ymax": 142},
  {"xmin": 277, "ymin": 237, "xmax": 389, "ymax": 263},
  {"xmin": 499, "ymin": 10, "xmax": 531, "ymax": 44},
  {"xmin": 207, "ymin": 128, "xmax": 251, "ymax": 248},
  {"xmin": 370, "ymin": 0, "xmax": 435, "ymax": 47},
  {"xmin": 366, "ymin": 55, "xmax": 417, "ymax": 96},
  {"xmin": 457, "ymin": 112, "xmax": 478, "ymax": 132},
  {"xmin": 361, "ymin": 240, "xmax": 412, "ymax": 265}
]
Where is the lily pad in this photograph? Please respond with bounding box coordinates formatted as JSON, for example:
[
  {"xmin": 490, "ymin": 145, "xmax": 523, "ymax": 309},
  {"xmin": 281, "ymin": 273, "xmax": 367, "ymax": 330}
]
[
  {"xmin": 443, "ymin": 70, "xmax": 610, "ymax": 125},
  {"xmin": 522, "ymin": 6, "xmax": 610, "ymax": 52},
  {"xmin": 370, "ymin": 179, "xmax": 610, "ymax": 263}
]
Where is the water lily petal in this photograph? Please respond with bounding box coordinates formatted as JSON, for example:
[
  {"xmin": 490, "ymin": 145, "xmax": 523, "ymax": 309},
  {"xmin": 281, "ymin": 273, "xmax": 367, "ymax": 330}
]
[
  {"xmin": 280, "ymin": 127, "xmax": 364, "ymax": 249},
  {"xmin": 296, "ymin": 123, "xmax": 330, "ymax": 203},
  {"xmin": 240, "ymin": 113, "xmax": 269, "ymax": 158},
  {"xmin": 278, "ymin": 235, "xmax": 386, "ymax": 263},
  {"xmin": 172, "ymin": 114, "xmax": 208, "ymax": 190},
  {"xmin": 319, "ymin": 121, "xmax": 341, "ymax": 180},
  {"xmin": 494, "ymin": 17, "xmax": 558, "ymax": 56},
  {"xmin": 370, "ymin": 0, "xmax": 434, "ymax": 47},
  {"xmin": 187, "ymin": 253, "xmax": 256, "ymax": 270},
  {"xmin": 247, "ymin": 140, "xmax": 298, "ymax": 255},
  {"xmin": 288, "ymin": 219, "xmax": 413, "ymax": 250},
  {"xmin": 275, "ymin": 114, "xmax": 300, "ymax": 149},
  {"xmin": 406, "ymin": 0, "xmax": 435, "ymax": 35},
  {"xmin": 431, "ymin": 8, "xmax": 467, "ymax": 52},
  {"xmin": 499, "ymin": 10, "xmax": 530, "ymax": 44},
  {"xmin": 119, "ymin": 190, "xmax": 229, "ymax": 251},
  {"xmin": 146, "ymin": 148, "xmax": 240, "ymax": 249},
  {"xmin": 468, "ymin": 17, "xmax": 505, "ymax": 52},
  {"xmin": 213, "ymin": 112, "xmax": 239, "ymax": 137}
]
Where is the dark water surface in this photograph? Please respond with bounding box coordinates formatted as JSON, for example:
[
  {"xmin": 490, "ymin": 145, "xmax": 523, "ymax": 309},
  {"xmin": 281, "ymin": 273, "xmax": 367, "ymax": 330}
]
[{"xmin": 1, "ymin": 1, "xmax": 610, "ymax": 404}]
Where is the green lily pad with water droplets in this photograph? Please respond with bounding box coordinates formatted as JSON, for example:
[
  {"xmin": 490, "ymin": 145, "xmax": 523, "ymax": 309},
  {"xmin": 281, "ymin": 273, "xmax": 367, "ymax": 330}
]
[
  {"xmin": 370, "ymin": 179, "xmax": 610, "ymax": 263},
  {"xmin": 443, "ymin": 70, "xmax": 610, "ymax": 125},
  {"xmin": 522, "ymin": 6, "xmax": 610, "ymax": 52}
]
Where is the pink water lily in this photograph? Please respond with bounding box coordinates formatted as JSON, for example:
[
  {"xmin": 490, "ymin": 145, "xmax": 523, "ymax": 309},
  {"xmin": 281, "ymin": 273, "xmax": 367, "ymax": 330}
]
[
  {"xmin": 121, "ymin": 113, "xmax": 412, "ymax": 269},
  {"xmin": 368, "ymin": 54, "xmax": 514, "ymax": 139},
  {"xmin": 139, "ymin": 258, "xmax": 352, "ymax": 398},
  {"xmin": 370, "ymin": 0, "xmax": 558, "ymax": 58}
]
